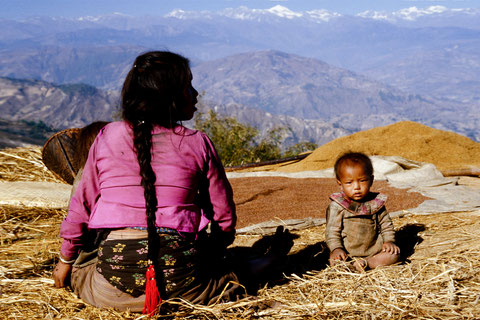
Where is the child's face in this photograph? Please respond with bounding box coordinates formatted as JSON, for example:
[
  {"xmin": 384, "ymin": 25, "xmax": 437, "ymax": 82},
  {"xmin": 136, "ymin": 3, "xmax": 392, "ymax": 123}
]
[{"xmin": 336, "ymin": 162, "xmax": 373, "ymax": 201}]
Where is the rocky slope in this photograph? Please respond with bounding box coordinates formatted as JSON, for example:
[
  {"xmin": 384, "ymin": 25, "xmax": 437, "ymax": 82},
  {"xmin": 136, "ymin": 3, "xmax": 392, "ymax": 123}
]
[
  {"xmin": 0, "ymin": 76, "xmax": 350, "ymax": 147},
  {"xmin": 1, "ymin": 49, "xmax": 479, "ymax": 146},
  {"xmin": 192, "ymin": 50, "xmax": 458, "ymax": 120},
  {"xmin": 0, "ymin": 118, "xmax": 56, "ymax": 148},
  {"xmin": 0, "ymin": 77, "xmax": 118, "ymax": 129}
]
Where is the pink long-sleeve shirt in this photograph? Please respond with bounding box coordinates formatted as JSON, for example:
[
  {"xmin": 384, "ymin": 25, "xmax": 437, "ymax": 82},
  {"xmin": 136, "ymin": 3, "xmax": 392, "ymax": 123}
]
[{"xmin": 60, "ymin": 121, "xmax": 236, "ymax": 260}]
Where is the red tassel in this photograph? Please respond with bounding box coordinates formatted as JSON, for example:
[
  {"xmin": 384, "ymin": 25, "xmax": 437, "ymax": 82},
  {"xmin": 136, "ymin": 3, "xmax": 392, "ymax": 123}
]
[{"xmin": 143, "ymin": 265, "xmax": 162, "ymax": 316}]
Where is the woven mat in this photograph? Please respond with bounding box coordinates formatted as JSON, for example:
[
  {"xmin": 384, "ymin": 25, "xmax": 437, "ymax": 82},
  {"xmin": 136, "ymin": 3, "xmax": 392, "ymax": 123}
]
[{"xmin": 0, "ymin": 181, "xmax": 71, "ymax": 208}]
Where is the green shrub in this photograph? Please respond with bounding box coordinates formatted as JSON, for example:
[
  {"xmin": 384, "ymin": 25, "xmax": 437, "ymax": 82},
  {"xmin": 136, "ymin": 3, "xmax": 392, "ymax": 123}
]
[{"xmin": 194, "ymin": 110, "xmax": 316, "ymax": 166}]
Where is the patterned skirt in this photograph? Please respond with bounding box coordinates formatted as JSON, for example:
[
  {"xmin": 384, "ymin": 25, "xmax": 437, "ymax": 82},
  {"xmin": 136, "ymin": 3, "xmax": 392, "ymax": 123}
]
[{"xmin": 70, "ymin": 228, "xmax": 245, "ymax": 311}]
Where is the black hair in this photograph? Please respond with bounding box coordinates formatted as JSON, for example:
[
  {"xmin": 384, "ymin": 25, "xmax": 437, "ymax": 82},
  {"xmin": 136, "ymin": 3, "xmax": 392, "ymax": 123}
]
[
  {"xmin": 122, "ymin": 51, "xmax": 190, "ymax": 127},
  {"xmin": 121, "ymin": 51, "xmax": 191, "ymax": 299},
  {"xmin": 334, "ymin": 152, "xmax": 374, "ymax": 180}
]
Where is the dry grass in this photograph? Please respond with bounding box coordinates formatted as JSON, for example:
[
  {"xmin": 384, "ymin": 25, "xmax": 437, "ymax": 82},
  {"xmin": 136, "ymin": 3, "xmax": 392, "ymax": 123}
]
[
  {"xmin": 1, "ymin": 204, "xmax": 479, "ymax": 319},
  {"xmin": 0, "ymin": 147, "xmax": 63, "ymax": 183},
  {"xmin": 1, "ymin": 147, "xmax": 479, "ymax": 319}
]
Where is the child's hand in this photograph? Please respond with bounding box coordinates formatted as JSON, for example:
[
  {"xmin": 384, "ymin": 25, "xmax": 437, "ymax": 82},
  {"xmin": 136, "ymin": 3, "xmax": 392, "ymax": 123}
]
[
  {"xmin": 331, "ymin": 248, "xmax": 348, "ymax": 261},
  {"xmin": 382, "ymin": 242, "xmax": 400, "ymax": 255}
]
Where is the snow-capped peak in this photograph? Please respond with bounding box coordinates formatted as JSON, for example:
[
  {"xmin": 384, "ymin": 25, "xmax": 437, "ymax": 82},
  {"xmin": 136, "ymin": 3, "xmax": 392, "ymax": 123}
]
[
  {"xmin": 396, "ymin": 6, "xmax": 448, "ymax": 20},
  {"xmin": 165, "ymin": 9, "xmax": 186, "ymax": 19},
  {"xmin": 165, "ymin": 9, "xmax": 213, "ymax": 19},
  {"xmin": 166, "ymin": 5, "xmax": 342, "ymax": 22},
  {"xmin": 77, "ymin": 12, "xmax": 131, "ymax": 22},
  {"xmin": 306, "ymin": 9, "xmax": 342, "ymax": 22},
  {"xmin": 357, "ymin": 10, "xmax": 389, "ymax": 21},
  {"xmin": 357, "ymin": 5, "xmax": 474, "ymax": 22},
  {"xmin": 219, "ymin": 5, "xmax": 303, "ymax": 20},
  {"xmin": 266, "ymin": 5, "xmax": 303, "ymax": 19}
]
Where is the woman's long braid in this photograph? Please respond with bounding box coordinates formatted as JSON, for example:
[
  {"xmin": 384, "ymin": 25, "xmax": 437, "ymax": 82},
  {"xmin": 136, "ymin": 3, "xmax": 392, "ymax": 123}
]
[
  {"xmin": 121, "ymin": 51, "xmax": 191, "ymax": 304},
  {"xmin": 132, "ymin": 120, "xmax": 166, "ymax": 299}
]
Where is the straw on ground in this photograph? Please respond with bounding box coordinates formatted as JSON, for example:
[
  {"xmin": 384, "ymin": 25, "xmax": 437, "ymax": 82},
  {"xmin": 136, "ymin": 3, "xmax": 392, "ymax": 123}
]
[{"xmin": 1, "ymin": 147, "xmax": 479, "ymax": 319}]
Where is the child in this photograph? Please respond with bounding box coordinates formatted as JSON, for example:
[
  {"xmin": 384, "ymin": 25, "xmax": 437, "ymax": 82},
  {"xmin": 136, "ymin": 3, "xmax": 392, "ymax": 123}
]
[{"xmin": 325, "ymin": 152, "xmax": 400, "ymax": 271}]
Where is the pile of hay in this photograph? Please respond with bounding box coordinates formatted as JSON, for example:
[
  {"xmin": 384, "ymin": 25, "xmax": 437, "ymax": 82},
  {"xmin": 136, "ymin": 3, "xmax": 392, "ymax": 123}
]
[
  {"xmin": 0, "ymin": 147, "xmax": 63, "ymax": 183},
  {"xmin": 271, "ymin": 121, "xmax": 480, "ymax": 173}
]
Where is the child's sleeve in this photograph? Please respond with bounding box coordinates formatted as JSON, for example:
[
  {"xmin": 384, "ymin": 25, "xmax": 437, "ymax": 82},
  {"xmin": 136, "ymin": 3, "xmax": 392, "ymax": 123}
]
[
  {"xmin": 378, "ymin": 208, "xmax": 396, "ymax": 243},
  {"xmin": 325, "ymin": 202, "xmax": 345, "ymax": 252}
]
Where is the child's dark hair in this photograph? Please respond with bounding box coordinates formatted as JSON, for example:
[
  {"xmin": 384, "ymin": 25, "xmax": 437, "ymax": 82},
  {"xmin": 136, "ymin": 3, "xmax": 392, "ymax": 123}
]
[
  {"xmin": 121, "ymin": 51, "xmax": 191, "ymax": 300},
  {"xmin": 334, "ymin": 152, "xmax": 374, "ymax": 180}
]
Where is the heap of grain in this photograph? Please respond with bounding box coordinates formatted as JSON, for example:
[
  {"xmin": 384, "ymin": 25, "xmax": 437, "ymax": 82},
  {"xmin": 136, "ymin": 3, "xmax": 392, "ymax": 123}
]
[{"xmin": 279, "ymin": 121, "xmax": 480, "ymax": 173}]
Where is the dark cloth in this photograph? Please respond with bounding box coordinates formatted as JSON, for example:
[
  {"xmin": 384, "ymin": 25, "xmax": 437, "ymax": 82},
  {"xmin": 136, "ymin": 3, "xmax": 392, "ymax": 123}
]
[
  {"xmin": 70, "ymin": 229, "xmax": 246, "ymax": 311},
  {"xmin": 97, "ymin": 231, "xmax": 198, "ymax": 298}
]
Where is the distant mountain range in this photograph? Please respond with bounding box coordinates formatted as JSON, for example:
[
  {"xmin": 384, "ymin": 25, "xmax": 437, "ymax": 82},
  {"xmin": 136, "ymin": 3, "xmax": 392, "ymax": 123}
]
[
  {"xmin": 1, "ymin": 5, "xmax": 479, "ymax": 104},
  {"xmin": 1, "ymin": 50, "xmax": 478, "ymax": 147},
  {"xmin": 1, "ymin": 6, "xmax": 479, "ymax": 146},
  {"xmin": 192, "ymin": 50, "xmax": 460, "ymax": 120},
  {"xmin": 0, "ymin": 69, "xmax": 353, "ymax": 147},
  {"xmin": 193, "ymin": 50, "xmax": 480, "ymax": 141},
  {"xmin": 357, "ymin": 6, "xmax": 480, "ymax": 29}
]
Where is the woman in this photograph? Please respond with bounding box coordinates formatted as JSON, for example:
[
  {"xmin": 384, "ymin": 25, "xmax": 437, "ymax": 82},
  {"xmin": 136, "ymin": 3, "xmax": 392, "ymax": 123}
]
[{"xmin": 53, "ymin": 51, "xmax": 291, "ymax": 314}]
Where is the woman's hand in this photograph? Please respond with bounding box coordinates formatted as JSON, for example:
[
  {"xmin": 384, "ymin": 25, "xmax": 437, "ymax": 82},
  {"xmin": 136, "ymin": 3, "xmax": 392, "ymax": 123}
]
[
  {"xmin": 209, "ymin": 222, "xmax": 236, "ymax": 248},
  {"xmin": 53, "ymin": 261, "xmax": 73, "ymax": 288},
  {"xmin": 330, "ymin": 248, "xmax": 348, "ymax": 261},
  {"xmin": 382, "ymin": 242, "xmax": 400, "ymax": 255}
]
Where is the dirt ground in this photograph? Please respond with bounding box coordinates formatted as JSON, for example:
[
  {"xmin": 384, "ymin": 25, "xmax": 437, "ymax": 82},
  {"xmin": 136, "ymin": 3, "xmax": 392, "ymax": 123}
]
[{"xmin": 231, "ymin": 177, "xmax": 429, "ymax": 228}]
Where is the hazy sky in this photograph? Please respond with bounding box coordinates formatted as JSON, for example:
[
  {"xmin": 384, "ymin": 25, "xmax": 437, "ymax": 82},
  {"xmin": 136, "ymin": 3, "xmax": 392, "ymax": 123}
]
[{"xmin": 2, "ymin": 0, "xmax": 480, "ymax": 19}]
